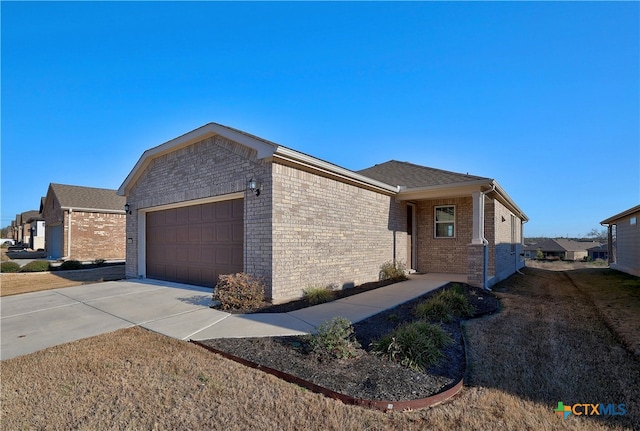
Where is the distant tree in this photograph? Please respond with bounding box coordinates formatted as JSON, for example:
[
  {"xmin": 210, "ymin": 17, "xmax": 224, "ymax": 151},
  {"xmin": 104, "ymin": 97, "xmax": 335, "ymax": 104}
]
[
  {"xmin": 0, "ymin": 226, "xmax": 8, "ymax": 238},
  {"xmin": 536, "ymin": 249, "xmax": 544, "ymax": 260},
  {"xmin": 585, "ymin": 228, "xmax": 607, "ymax": 242}
]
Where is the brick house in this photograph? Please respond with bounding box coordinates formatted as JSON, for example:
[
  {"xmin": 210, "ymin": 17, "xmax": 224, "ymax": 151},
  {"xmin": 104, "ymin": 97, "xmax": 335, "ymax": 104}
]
[
  {"xmin": 119, "ymin": 123, "xmax": 528, "ymax": 303},
  {"xmin": 42, "ymin": 183, "xmax": 126, "ymax": 261},
  {"xmin": 601, "ymin": 204, "xmax": 640, "ymax": 277}
]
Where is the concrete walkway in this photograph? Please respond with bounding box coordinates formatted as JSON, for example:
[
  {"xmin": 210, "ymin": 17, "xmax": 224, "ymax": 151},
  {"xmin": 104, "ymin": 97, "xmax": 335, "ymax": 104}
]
[{"xmin": 0, "ymin": 273, "xmax": 465, "ymax": 361}]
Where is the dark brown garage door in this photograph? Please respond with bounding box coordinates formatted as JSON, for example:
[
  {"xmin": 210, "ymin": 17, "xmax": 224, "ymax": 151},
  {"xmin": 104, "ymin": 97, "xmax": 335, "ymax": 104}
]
[{"xmin": 146, "ymin": 199, "xmax": 243, "ymax": 287}]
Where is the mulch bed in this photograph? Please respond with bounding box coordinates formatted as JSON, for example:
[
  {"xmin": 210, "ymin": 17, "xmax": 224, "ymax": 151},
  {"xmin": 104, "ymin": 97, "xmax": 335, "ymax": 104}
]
[{"xmin": 199, "ymin": 282, "xmax": 500, "ymax": 403}]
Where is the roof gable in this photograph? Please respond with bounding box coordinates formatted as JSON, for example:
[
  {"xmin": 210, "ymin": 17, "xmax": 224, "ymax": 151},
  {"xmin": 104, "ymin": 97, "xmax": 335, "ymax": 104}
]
[
  {"xmin": 49, "ymin": 183, "xmax": 126, "ymax": 212},
  {"xmin": 357, "ymin": 160, "xmax": 490, "ymax": 188}
]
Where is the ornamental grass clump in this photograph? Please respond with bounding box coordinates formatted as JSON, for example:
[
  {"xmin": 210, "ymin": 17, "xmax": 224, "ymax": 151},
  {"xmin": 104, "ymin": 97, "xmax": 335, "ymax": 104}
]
[
  {"xmin": 414, "ymin": 285, "xmax": 475, "ymax": 323},
  {"xmin": 303, "ymin": 286, "xmax": 334, "ymax": 305},
  {"xmin": 213, "ymin": 273, "xmax": 265, "ymax": 311},
  {"xmin": 379, "ymin": 260, "xmax": 408, "ymax": 281},
  {"xmin": 309, "ymin": 317, "xmax": 361, "ymax": 359},
  {"xmin": 373, "ymin": 321, "xmax": 453, "ymax": 371}
]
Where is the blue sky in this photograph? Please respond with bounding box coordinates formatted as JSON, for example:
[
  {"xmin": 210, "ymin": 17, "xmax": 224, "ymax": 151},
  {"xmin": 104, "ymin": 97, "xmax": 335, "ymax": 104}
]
[{"xmin": 2, "ymin": 1, "xmax": 638, "ymax": 238}]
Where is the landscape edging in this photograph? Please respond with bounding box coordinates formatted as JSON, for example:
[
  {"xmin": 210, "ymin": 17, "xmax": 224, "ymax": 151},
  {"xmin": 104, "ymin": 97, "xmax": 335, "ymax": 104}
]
[{"xmin": 190, "ymin": 339, "xmax": 463, "ymax": 412}]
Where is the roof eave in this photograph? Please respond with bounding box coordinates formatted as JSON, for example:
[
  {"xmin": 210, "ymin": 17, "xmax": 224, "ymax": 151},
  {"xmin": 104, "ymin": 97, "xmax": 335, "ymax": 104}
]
[
  {"xmin": 600, "ymin": 204, "xmax": 640, "ymax": 225},
  {"xmin": 396, "ymin": 179, "xmax": 529, "ymax": 222}
]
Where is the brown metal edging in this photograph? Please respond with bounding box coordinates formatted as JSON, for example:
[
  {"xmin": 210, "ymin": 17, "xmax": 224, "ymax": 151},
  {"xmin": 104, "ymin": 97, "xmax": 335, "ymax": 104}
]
[{"xmin": 190, "ymin": 339, "xmax": 464, "ymax": 412}]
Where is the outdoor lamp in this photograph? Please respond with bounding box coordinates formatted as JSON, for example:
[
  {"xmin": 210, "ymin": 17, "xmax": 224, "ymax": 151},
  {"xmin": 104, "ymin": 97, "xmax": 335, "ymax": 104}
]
[
  {"xmin": 248, "ymin": 178, "xmax": 261, "ymax": 196},
  {"xmin": 124, "ymin": 203, "xmax": 131, "ymax": 214}
]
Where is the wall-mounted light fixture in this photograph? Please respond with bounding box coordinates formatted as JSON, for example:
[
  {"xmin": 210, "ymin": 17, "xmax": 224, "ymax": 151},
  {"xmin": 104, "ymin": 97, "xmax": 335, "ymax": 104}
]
[
  {"xmin": 124, "ymin": 203, "xmax": 131, "ymax": 214},
  {"xmin": 247, "ymin": 178, "xmax": 261, "ymax": 196}
]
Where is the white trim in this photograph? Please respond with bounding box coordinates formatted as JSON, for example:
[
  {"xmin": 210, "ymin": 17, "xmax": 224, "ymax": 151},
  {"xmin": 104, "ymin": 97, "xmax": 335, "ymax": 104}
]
[{"xmin": 407, "ymin": 203, "xmax": 417, "ymax": 270}]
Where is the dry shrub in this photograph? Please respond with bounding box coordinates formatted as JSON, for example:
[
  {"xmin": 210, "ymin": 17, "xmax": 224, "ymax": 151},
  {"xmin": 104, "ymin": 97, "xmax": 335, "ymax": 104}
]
[
  {"xmin": 213, "ymin": 272, "xmax": 265, "ymax": 310},
  {"xmin": 303, "ymin": 286, "xmax": 334, "ymax": 305}
]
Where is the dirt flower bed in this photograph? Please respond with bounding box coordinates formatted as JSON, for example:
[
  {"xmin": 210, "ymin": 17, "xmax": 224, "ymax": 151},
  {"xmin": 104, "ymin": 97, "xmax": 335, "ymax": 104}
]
[{"xmin": 200, "ymin": 283, "xmax": 500, "ymax": 403}]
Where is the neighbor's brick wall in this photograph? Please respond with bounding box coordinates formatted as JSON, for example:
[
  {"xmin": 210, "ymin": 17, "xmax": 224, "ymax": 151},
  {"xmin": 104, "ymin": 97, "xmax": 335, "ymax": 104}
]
[
  {"xmin": 415, "ymin": 197, "xmax": 472, "ymax": 274},
  {"xmin": 125, "ymin": 135, "xmax": 272, "ymax": 285},
  {"xmin": 69, "ymin": 212, "xmax": 126, "ymax": 261},
  {"xmin": 270, "ymin": 162, "xmax": 406, "ymax": 302}
]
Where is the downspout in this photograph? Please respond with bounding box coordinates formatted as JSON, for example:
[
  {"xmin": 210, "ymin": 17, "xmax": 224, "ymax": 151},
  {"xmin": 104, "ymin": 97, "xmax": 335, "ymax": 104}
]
[{"xmin": 480, "ymin": 184, "xmax": 496, "ymax": 290}]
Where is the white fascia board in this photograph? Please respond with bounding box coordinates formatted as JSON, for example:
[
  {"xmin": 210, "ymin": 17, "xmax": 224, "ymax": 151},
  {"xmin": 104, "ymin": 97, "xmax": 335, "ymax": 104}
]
[
  {"xmin": 491, "ymin": 180, "xmax": 529, "ymax": 222},
  {"xmin": 274, "ymin": 147, "xmax": 399, "ymax": 194},
  {"xmin": 395, "ymin": 180, "xmax": 490, "ymax": 201},
  {"xmin": 118, "ymin": 123, "xmax": 278, "ymax": 196},
  {"xmin": 601, "ymin": 204, "xmax": 640, "ymax": 225}
]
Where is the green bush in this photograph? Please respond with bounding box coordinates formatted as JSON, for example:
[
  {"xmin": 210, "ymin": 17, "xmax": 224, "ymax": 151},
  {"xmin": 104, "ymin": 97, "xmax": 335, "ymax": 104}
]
[
  {"xmin": 1, "ymin": 261, "xmax": 21, "ymax": 273},
  {"xmin": 309, "ymin": 317, "xmax": 361, "ymax": 359},
  {"xmin": 415, "ymin": 285, "xmax": 475, "ymax": 322},
  {"xmin": 60, "ymin": 260, "xmax": 83, "ymax": 271},
  {"xmin": 20, "ymin": 260, "xmax": 51, "ymax": 272},
  {"xmin": 303, "ymin": 286, "xmax": 334, "ymax": 305},
  {"xmin": 213, "ymin": 273, "xmax": 265, "ymax": 310},
  {"xmin": 94, "ymin": 258, "xmax": 106, "ymax": 266},
  {"xmin": 379, "ymin": 260, "xmax": 408, "ymax": 281},
  {"xmin": 372, "ymin": 321, "xmax": 453, "ymax": 371}
]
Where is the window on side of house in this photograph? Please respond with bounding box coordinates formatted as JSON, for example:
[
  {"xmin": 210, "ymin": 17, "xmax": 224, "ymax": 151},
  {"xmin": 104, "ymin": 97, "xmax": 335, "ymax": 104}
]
[{"xmin": 434, "ymin": 205, "xmax": 455, "ymax": 238}]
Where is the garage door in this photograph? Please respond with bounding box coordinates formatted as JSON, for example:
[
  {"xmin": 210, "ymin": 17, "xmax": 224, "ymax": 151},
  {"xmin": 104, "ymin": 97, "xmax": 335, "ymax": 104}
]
[
  {"xmin": 146, "ymin": 199, "xmax": 243, "ymax": 288},
  {"xmin": 47, "ymin": 224, "xmax": 64, "ymax": 259}
]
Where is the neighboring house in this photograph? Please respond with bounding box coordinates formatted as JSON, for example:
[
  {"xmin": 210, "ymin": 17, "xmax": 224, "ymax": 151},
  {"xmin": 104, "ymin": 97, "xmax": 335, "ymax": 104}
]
[
  {"xmin": 42, "ymin": 183, "xmax": 127, "ymax": 260},
  {"xmin": 26, "ymin": 210, "xmax": 46, "ymax": 251},
  {"xmin": 523, "ymin": 238, "xmax": 601, "ymax": 261},
  {"xmin": 601, "ymin": 204, "xmax": 640, "ymax": 277},
  {"xmin": 14, "ymin": 210, "xmax": 40, "ymax": 246},
  {"xmin": 119, "ymin": 123, "xmax": 528, "ymax": 303},
  {"xmin": 587, "ymin": 244, "xmax": 608, "ymax": 261}
]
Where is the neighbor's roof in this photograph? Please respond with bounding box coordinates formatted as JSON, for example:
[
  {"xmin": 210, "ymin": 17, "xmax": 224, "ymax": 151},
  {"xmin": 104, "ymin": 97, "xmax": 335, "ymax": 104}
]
[
  {"xmin": 524, "ymin": 238, "xmax": 601, "ymax": 252},
  {"xmin": 49, "ymin": 183, "xmax": 126, "ymax": 212},
  {"xmin": 357, "ymin": 160, "xmax": 490, "ymax": 188}
]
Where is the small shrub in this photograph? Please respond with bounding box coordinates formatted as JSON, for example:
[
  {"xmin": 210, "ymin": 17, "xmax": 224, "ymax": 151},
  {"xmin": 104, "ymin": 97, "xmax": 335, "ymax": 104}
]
[
  {"xmin": 379, "ymin": 260, "xmax": 408, "ymax": 281},
  {"xmin": 20, "ymin": 260, "xmax": 51, "ymax": 272},
  {"xmin": 309, "ymin": 317, "xmax": 361, "ymax": 359},
  {"xmin": 94, "ymin": 258, "xmax": 107, "ymax": 266},
  {"xmin": 415, "ymin": 286, "xmax": 475, "ymax": 322},
  {"xmin": 213, "ymin": 273, "xmax": 265, "ymax": 310},
  {"xmin": 60, "ymin": 260, "xmax": 83, "ymax": 271},
  {"xmin": 372, "ymin": 321, "xmax": 453, "ymax": 371},
  {"xmin": 303, "ymin": 286, "xmax": 334, "ymax": 305},
  {"xmin": 1, "ymin": 261, "xmax": 21, "ymax": 273}
]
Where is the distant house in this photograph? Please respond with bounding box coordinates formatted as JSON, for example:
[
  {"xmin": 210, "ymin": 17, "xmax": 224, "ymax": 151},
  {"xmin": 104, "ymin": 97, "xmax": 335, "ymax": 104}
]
[
  {"xmin": 26, "ymin": 210, "xmax": 46, "ymax": 251},
  {"xmin": 587, "ymin": 244, "xmax": 608, "ymax": 261},
  {"xmin": 41, "ymin": 183, "xmax": 127, "ymax": 261},
  {"xmin": 118, "ymin": 122, "xmax": 529, "ymax": 302},
  {"xmin": 524, "ymin": 238, "xmax": 602, "ymax": 261},
  {"xmin": 13, "ymin": 210, "xmax": 40, "ymax": 246},
  {"xmin": 601, "ymin": 204, "xmax": 640, "ymax": 277}
]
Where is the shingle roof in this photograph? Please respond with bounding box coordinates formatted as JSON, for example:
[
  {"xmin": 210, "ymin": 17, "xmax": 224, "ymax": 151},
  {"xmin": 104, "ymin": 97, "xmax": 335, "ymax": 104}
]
[
  {"xmin": 50, "ymin": 183, "xmax": 126, "ymax": 212},
  {"xmin": 356, "ymin": 160, "xmax": 490, "ymax": 188},
  {"xmin": 524, "ymin": 238, "xmax": 602, "ymax": 252}
]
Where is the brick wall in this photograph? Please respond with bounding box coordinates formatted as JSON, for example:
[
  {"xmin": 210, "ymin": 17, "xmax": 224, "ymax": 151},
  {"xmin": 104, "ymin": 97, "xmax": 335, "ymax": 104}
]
[
  {"xmin": 69, "ymin": 211, "xmax": 126, "ymax": 261},
  {"xmin": 415, "ymin": 197, "xmax": 472, "ymax": 274},
  {"xmin": 271, "ymin": 162, "xmax": 406, "ymax": 302}
]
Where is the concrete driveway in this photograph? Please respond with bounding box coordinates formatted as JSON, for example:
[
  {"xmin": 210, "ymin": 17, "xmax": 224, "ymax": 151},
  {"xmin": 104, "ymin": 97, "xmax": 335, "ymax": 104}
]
[{"xmin": 0, "ymin": 279, "xmax": 231, "ymax": 360}]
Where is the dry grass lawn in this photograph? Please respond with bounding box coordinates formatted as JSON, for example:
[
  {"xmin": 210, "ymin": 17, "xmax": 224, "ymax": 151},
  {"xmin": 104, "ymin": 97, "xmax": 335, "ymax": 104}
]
[
  {"xmin": 1, "ymin": 267, "xmax": 638, "ymax": 430},
  {"xmin": 0, "ymin": 265, "xmax": 125, "ymax": 296}
]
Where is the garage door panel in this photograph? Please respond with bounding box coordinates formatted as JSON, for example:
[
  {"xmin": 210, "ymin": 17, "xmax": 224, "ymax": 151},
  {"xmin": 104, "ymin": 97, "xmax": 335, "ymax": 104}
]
[{"xmin": 146, "ymin": 198, "xmax": 243, "ymax": 287}]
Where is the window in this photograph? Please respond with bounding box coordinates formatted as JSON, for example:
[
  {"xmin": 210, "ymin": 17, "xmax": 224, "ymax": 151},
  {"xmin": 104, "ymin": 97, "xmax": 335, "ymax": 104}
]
[{"xmin": 435, "ymin": 206, "xmax": 455, "ymax": 238}]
